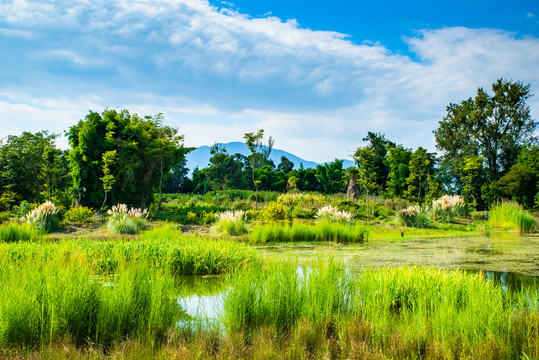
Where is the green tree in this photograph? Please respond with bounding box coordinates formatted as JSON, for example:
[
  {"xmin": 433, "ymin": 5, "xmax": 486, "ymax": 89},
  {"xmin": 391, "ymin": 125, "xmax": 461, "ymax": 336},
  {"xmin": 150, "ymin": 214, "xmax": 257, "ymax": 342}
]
[
  {"xmin": 315, "ymin": 160, "xmax": 346, "ymax": 194},
  {"xmin": 461, "ymin": 155, "xmax": 485, "ymax": 210},
  {"xmin": 362, "ymin": 132, "xmax": 395, "ymax": 189},
  {"xmin": 404, "ymin": 147, "xmax": 436, "ymax": 204},
  {"xmin": 385, "ymin": 145, "xmax": 412, "ymax": 197},
  {"xmin": 67, "ymin": 109, "xmax": 189, "ymax": 209},
  {"xmin": 434, "ymin": 79, "xmax": 537, "ymax": 183},
  {"xmin": 0, "ymin": 131, "xmax": 64, "ymax": 204},
  {"xmin": 100, "ymin": 150, "xmax": 118, "ymax": 210},
  {"xmin": 277, "ymin": 156, "xmax": 294, "ymax": 174},
  {"xmin": 353, "ymin": 147, "xmax": 379, "ymax": 221}
]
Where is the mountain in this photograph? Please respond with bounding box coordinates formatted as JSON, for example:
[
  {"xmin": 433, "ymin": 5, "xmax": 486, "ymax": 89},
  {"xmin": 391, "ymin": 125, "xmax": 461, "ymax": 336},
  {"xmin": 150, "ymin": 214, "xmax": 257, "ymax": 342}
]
[{"xmin": 185, "ymin": 142, "xmax": 355, "ymax": 173}]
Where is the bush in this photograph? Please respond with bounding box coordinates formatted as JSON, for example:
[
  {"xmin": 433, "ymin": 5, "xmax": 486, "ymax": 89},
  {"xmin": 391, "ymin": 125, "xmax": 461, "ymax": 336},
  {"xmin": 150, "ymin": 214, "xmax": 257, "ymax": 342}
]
[
  {"xmin": 64, "ymin": 206, "xmax": 95, "ymax": 224},
  {"xmin": 107, "ymin": 204, "xmax": 148, "ymax": 235},
  {"xmin": 315, "ymin": 205, "xmax": 354, "ymax": 223},
  {"xmin": 396, "ymin": 206, "xmax": 430, "ymax": 228},
  {"xmin": 22, "ymin": 201, "xmax": 60, "ymax": 232},
  {"xmin": 261, "ymin": 201, "xmax": 288, "ymax": 222},
  {"xmin": 489, "ymin": 201, "xmax": 537, "ymax": 233},
  {"xmin": 431, "ymin": 195, "xmax": 465, "ymax": 223},
  {"xmin": 213, "ymin": 210, "xmax": 248, "ymax": 236},
  {"xmin": 0, "ymin": 222, "xmax": 40, "ymax": 243}
]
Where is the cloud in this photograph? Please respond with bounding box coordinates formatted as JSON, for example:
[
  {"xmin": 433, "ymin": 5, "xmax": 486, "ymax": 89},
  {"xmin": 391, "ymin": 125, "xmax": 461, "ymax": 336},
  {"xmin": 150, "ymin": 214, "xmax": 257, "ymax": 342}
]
[{"xmin": 0, "ymin": 0, "xmax": 538, "ymax": 162}]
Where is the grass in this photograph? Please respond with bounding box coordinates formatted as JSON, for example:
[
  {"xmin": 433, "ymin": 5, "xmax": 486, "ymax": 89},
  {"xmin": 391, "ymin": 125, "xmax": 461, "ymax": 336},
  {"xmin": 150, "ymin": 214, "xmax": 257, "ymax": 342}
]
[
  {"xmin": 0, "ymin": 221, "xmax": 41, "ymax": 243},
  {"xmin": 221, "ymin": 260, "xmax": 539, "ymax": 359},
  {"xmin": 489, "ymin": 201, "xmax": 537, "ymax": 233},
  {"xmin": 0, "ymin": 225, "xmax": 260, "ymax": 276},
  {"xmin": 249, "ymin": 220, "xmax": 367, "ymax": 243},
  {"xmin": 0, "ymin": 261, "xmax": 180, "ymax": 348}
]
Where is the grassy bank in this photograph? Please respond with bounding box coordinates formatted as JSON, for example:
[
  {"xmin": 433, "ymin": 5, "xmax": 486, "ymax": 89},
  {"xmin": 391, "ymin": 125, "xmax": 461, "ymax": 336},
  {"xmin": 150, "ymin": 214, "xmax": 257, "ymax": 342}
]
[{"xmin": 249, "ymin": 221, "xmax": 368, "ymax": 243}]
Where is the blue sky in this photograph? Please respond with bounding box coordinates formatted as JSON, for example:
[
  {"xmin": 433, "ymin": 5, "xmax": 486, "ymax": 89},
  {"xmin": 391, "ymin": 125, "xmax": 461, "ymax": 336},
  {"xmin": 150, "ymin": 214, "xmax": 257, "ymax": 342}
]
[{"xmin": 1, "ymin": 0, "xmax": 538, "ymax": 163}]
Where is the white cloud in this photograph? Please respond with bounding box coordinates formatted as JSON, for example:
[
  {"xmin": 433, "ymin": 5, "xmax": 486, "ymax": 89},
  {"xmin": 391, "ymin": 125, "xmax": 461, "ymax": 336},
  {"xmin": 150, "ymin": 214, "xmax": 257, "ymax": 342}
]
[{"xmin": 0, "ymin": 0, "xmax": 538, "ymax": 163}]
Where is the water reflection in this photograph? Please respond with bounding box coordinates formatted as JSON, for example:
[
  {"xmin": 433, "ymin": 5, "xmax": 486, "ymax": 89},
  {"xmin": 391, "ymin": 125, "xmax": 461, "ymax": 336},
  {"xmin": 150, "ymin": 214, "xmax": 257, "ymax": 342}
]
[{"xmin": 480, "ymin": 270, "xmax": 538, "ymax": 292}]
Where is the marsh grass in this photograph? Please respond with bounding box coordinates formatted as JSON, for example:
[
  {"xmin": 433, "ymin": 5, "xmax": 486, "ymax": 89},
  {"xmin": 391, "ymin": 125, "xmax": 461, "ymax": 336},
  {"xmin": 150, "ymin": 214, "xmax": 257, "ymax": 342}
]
[
  {"xmin": 0, "ymin": 231, "xmax": 259, "ymax": 276},
  {"xmin": 0, "ymin": 261, "xmax": 180, "ymax": 349},
  {"xmin": 0, "ymin": 221, "xmax": 41, "ymax": 243},
  {"xmin": 222, "ymin": 261, "xmax": 539, "ymax": 359},
  {"xmin": 489, "ymin": 201, "xmax": 537, "ymax": 233},
  {"xmin": 249, "ymin": 221, "xmax": 367, "ymax": 243}
]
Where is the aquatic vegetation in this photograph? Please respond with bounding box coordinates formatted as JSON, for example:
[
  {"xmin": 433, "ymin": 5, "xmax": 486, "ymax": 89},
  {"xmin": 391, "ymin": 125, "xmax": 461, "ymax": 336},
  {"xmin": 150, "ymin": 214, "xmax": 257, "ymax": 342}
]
[
  {"xmin": 22, "ymin": 201, "xmax": 60, "ymax": 232},
  {"xmin": 489, "ymin": 201, "xmax": 537, "ymax": 233},
  {"xmin": 107, "ymin": 203, "xmax": 148, "ymax": 234},
  {"xmin": 249, "ymin": 221, "xmax": 367, "ymax": 243},
  {"xmin": 0, "ymin": 221, "xmax": 41, "ymax": 243}
]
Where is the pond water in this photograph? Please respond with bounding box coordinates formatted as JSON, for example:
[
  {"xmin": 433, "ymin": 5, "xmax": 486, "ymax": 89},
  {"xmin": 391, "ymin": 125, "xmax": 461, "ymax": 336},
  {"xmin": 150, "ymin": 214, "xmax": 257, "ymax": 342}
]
[{"xmin": 178, "ymin": 234, "xmax": 539, "ymax": 322}]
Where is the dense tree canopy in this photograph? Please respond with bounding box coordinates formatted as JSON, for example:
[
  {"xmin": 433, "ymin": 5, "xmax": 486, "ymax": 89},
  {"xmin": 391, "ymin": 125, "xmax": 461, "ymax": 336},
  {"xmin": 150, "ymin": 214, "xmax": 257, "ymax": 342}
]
[{"xmin": 67, "ymin": 109, "xmax": 189, "ymax": 209}]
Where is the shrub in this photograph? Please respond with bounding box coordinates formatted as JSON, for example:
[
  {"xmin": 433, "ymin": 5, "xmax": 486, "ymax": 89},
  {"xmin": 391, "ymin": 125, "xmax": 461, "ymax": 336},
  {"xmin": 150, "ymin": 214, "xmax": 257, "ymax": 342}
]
[
  {"xmin": 214, "ymin": 210, "xmax": 248, "ymax": 236},
  {"xmin": 261, "ymin": 201, "xmax": 288, "ymax": 222},
  {"xmin": 315, "ymin": 205, "xmax": 354, "ymax": 223},
  {"xmin": 64, "ymin": 206, "xmax": 95, "ymax": 224},
  {"xmin": 0, "ymin": 211, "xmax": 12, "ymax": 223},
  {"xmin": 22, "ymin": 201, "xmax": 60, "ymax": 232},
  {"xmin": 107, "ymin": 204, "xmax": 148, "ymax": 235},
  {"xmin": 489, "ymin": 201, "xmax": 537, "ymax": 233},
  {"xmin": 396, "ymin": 206, "xmax": 430, "ymax": 228},
  {"xmin": 0, "ymin": 222, "xmax": 40, "ymax": 243},
  {"xmin": 431, "ymin": 195, "xmax": 465, "ymax": 223}
]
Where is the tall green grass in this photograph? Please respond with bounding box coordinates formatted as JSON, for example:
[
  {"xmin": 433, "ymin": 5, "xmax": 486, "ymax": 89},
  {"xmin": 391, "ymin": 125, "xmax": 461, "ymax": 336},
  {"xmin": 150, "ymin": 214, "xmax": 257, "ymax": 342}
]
[
  {"xmin": 0, "ymin": 261, "xmax": 180, "ymax": 348},
  {"xmin": 249, "ymin": 221, "xmax": 367, "ymax": 243},
  {"xmin": 0, "ymin": 221, "xmax": 41, "ymax": 243},
  {"xmin": 489, "ymin": 201, "xmax": 537, "ymax": 233},
  {"xmin": 222, "ymin": 261, "xmax": 539, "ymax": 359},
  {"xmin": 0, "ymin": 227, "xmax": 259, "ymax": 276}
]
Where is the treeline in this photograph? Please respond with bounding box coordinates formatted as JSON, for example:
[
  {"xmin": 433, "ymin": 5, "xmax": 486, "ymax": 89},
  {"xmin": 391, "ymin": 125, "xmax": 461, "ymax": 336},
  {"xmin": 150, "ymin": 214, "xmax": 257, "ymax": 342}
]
[{"xmin": 0, "ymin": 78, "xmax": 537, "ymax": 213}]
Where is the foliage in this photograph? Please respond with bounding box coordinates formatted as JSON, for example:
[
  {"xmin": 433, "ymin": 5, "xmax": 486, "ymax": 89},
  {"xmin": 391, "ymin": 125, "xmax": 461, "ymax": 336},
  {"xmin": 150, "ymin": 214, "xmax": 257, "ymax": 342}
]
[
  {"xmin": 0, "ymin": 131, "xmax": 65, "ymax": 204},
  {"xmin": 435, "ymin": 79, "xmax": 537, "ymax": 189},
  {"xmin": 488, "ymin": 201, "xmax": 537, "ymax": 233},
  {"xmin": 64, "ymin": 206, "xmax": 95, "ymax": 224},
  {"xmin": 22, "ymin": 201, "xmax": 60, "ymax": 232},
  {"xmin": 107, "ymin": 203, "xmax": 148, "ymax": 234},
  {"xmin": 396, "ymin": 205, "xmax": 430, "ymax": 228},
  {"xmin": 260, "ymin": 201, "xmax": 288, "ymax": 222},
  {"xmin": 67, "ymin": 109, "xmax": 190, "ymax": 209},
  {"xmin": 0, "ymin": 222, "xmax": 40, "ymax": 243},
  {"xmin": 404, "ymin": 147, "xmax": 437, "ymax": 204},
  {"xmin": 213, "ymin": 210, "xmax": 248, "ymax": 236},
  {"xmin": 249, "ymin": 221, "xmax": 367, "ymax": 243},
  {"xmin": 385, "ymin": 145, "xmax": 412, "ymax": 197},
  {"xmin": 314, "ymin": 160, "xmax": 346, "ymax": 194}
]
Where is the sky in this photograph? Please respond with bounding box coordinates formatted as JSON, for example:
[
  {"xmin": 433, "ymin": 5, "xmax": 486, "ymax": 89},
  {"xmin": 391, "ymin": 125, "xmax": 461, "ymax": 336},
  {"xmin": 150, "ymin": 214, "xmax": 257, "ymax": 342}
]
[{"xmin": 1, "ymin": 0, "xmax": 538, "ymax": 163}]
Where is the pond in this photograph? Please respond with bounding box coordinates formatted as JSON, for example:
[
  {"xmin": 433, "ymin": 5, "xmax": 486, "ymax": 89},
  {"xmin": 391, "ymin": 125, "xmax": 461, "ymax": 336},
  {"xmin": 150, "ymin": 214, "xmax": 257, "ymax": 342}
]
[{"xmin": 178, "ymin": 232, "xmax": 539, "ymax": 324}]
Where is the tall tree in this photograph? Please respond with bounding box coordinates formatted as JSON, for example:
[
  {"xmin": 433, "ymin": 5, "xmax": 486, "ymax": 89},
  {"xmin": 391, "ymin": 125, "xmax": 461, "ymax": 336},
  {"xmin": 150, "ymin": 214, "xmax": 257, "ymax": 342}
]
[
  {"xmin": 362, "ymin": 132, "xmax": 395, "ymax": 189},
  {"xmin": 353, "ymin": 147, "xmax": 379, "ymax": 221},
  {"xmin": 385, "ymin": 145, "xmax": 412, "ymax": 198},
  {"xmin": 434, "ymin": 79, "xmax": 537, "ymax": 183},
  {"xmin": 404, "ymin": 147, "xmax": 436, "ymax": 204},
  {"xmin": 67, "ymin": 109, "xmax": 190, "ymax": 209}
]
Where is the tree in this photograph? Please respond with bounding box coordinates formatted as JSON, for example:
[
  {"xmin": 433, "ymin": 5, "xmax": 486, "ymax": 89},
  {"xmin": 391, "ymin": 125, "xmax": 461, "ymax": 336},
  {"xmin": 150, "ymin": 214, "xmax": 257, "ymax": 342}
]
[
  {"xmin": 0, "ymin": 131, "xmax": 64, "ymax": 205},
  {"xmin": 404, "ymin": 147, "xmax": 436, "ymax": 204},
  {"xmin": 353, "ymin": 147, "xmax": 379, "ymax": 221},
  {"xmin": 434, "ymin": 79, "xmax": 537, "ymax": 183},
  {"xmin": 67, "ymin": 109, "xmax": 190, "ymax": 209},
  {"xmin": 243, "ymin": 129, "xmax": 274, "ymax": 208},
  {"xmin": 362, "ymin": 132, "xmax": 395, "ymax": 189},
  {"xmin": 385, "ymin": 145, "xmax": 412, "ymax": 198},
  {"xmin": 277, "ymin": 156, "xmax": 294, "ymax": 174},
  {"xmin": 314, "ymin": 160, "xmax": 346, "ymax": 194}
]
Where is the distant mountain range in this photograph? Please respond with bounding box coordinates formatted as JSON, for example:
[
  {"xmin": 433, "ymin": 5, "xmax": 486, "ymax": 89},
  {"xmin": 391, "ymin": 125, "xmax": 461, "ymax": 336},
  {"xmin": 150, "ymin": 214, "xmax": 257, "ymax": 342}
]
[{"xmin": 185, "ymin": 142, "xmax": 355, "ymax": 174}]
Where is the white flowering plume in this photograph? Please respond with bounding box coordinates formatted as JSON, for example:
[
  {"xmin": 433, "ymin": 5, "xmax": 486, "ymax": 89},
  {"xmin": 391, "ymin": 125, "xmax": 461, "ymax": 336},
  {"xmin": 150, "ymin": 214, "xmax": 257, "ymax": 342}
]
[
  {"xmin": 397, "ymin": 206, "xmax": 420, "ymax": 218},
  {"xmin": 432, "ymin": 195, "xmax": 464, "ymax": 211},
  {"xmin": 23, "ymin": 201, "xmax": 58, "ymax": 223},
  {"xmin": 107, "ymin": 204, "xmax": 148, "ymax": 218},
  {"xmin": 315, "ymin": 205, "xmax": 354, "ymax": 222},
  {"xmin": 215, "ymin": 210, "xmax": 246, "ymax": 223}
]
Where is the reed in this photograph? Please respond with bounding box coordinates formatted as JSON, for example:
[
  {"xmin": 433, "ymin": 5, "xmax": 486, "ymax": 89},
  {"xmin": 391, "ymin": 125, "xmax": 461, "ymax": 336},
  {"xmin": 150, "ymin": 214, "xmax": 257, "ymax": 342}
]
[
  {"xmin": 0, "ymin": 262, "xmax": 180, "ymax": 348},
  {"xmin": 249, "ymin": 221, "xmax": 367, "ymax": 243},
  {"xmin": 0, "ymin": 221, "xmax": 41, "ymax": 243},
  {"xmin": 489, "ymin": 201, "xmax": 537, "ymax": 233}
]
